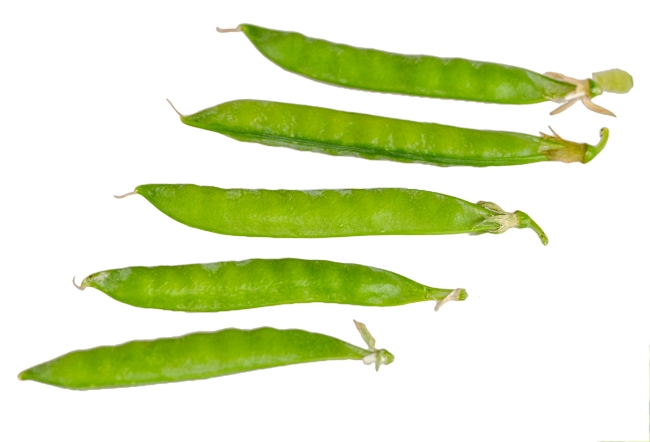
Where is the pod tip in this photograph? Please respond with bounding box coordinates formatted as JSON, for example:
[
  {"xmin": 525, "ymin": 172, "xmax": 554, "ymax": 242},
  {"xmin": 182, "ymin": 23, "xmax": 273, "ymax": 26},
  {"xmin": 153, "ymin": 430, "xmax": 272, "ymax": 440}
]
[
  {"xmin": 72, "ymin": 277, "xmax": 85, "ymax": 291},
  {"xmin": 216, "ymin": 26, "xmax": 242, "ymax": 33},
  {"xmin": 434, "ymin": 288, "xmax": 465, "ymax": 311},
  {"xmin": 540, "ymin": 233, "xmax": 549, "ymax": 246},
  {"xmin": 166, "ymin": 99, "xmax": 184, "ymax": 118},
  {"xmin": 515, "ymin": 211, "xmax": 548, "ymax": 246},
  {"xmin": 114, "ymin": 190, "xmax": 137, "ymax": 199},
  {"xmin": 17, "ymin": 369, "xmax": 30, "ymax": 381},
  {"xmin": 584, "ymin": 127, "xmax": 610, "ymax": 164}
]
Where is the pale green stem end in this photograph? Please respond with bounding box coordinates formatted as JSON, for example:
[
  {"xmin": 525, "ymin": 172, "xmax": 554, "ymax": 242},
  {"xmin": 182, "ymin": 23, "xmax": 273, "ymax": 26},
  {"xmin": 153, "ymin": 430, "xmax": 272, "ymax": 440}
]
[
  {"xmin": 362, "ymin": 349, "xmax": 395, "ymax": 372},
  {"xmin": 592, "ymin": 69, "xmax": 634, "ymax": 94},
  {"xmin": 473, "ymin": 202, "xmax": 548, "ymax": 245},
  {"xmin": 515, "ymin": 211, "xmax": 548, "ymax": 246},
  {"xmin": 354, "ymin": 320, "xmax": 394, "ymax": 371},
  {"xmin": 539, "ymin": 127, "xmax": 608, "ymax": 164},
  {"xmin": 583, "ymin": 128, "xmax": 610, "ymax": 164},
  {"xmin": 545, "ymin": 72, "xmax": 619, "ymax": 116},
  {"xmin": 434, "ymin": 288, "xmax": 468, "ymax": 311}
]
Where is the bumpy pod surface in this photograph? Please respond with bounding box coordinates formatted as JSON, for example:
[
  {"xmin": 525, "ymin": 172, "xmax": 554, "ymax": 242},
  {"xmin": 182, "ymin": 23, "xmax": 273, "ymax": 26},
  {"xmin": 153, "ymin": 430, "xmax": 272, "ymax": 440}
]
[
  {"xmin": 128, "ymin": 184, "xmax": 548, "ymax": 245},
  {"xmin": 236, "ymin": 24, "xmax": 574, "ymax": 104},
  {"xmin": 176, "ymin": 99, "xmax": 608, "ymax": 166},
  {"xmin": 220, "ymin": 24, "xmax": 632, "ymax": 115},
  {"xmin": 78, "ymin": 258, "xmax": 467, "ymax": 311},
  {"xmin": 19, "ymin": 325, "xmax": 393, "ymax": 390}
]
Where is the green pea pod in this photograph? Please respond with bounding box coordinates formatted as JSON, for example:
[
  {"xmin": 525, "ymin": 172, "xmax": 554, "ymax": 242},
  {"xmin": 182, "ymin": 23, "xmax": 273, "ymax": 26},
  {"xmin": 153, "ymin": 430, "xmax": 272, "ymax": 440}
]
[
  {"xmin": 169, "ymin": 99, "xmax": 608, "ymax": 167},
  {"xmin": 218, "ymin": 24, "xmax": 633, "ymax": 116},
  {"xmin": 118, "ymin": 184, "xmax": 549, "ymax": 245},
  {"xmin": 74, "ymin": 258, "xmax": 467, "ymax": 312},
  {"xmin": 18, "ymin": 321, "xmax": 393, "ymax": 389}
]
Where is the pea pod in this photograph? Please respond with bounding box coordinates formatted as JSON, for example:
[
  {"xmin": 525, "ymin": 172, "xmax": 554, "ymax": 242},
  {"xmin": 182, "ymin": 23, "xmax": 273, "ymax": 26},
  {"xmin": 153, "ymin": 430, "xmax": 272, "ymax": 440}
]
[
  {"xmin": 118, "ymin": 184, "xmax": 549, "ymax": 245},
  {"xmin": 218, "ymin": 24, "xmax": 633, "ymax": 116},
  {"xmin": 169, "ymin": 99, "xmax": 609, "ymax": 167},
  {"xmin": 74, "ymin": 258, "xmax": 466, "ymax": 312},
  {"xmin": 18, "ymin": 321, "xmax": 393, "ymax": 390}
]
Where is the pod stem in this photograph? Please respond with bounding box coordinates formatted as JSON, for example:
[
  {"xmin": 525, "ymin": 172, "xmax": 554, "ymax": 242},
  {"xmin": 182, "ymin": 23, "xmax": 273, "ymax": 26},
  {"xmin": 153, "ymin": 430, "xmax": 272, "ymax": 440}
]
[
  {"xmin": 515, "ymin": 211, "xmax": 549, "ymax": 246},
  {"xmin": 473, "ymin": 202, "xmax": 548, "ymax": 245},
  {"xmin": 538, "ymin": 127, "xmax": 608, "ymax": 164},
  {"xmin": 592, "ymin": 69, "xmax": 634, "ymax": 94},
  {"xmin": 583, "ymin": 127, "xmax": 610, "ymax": 163},
  {"xmin": 166, "ymin": 99, "xmax": 184, "ymax": 118},
  {"xmin": 72, "ymin": 277, "xmax": 85, "ymax": 291},
  {"xmin": 545, "ymin": 72, "xmax": 616, "ymax": 117},
  {"xmin": 354, "ymin": 320, "xmax": 390, "ymax": 372},
  {"xmin": 434, "ymin": 288, "xmax": 465, "ymax": 311}
]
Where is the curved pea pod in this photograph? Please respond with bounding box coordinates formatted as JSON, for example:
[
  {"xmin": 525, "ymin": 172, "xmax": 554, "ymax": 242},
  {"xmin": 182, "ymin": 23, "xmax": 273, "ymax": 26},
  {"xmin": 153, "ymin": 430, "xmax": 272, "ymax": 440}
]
[
  {"xmin": 169, "ymin": 99, "xmax": 609, "ymax": 167},
  {"xmin": 18, "ymin": 321, "xmax": 393, "ymax": 390},
  {"xmin": 118, "ymin": 184, "xmax": 549, "ymax": 245},
  {"xmin": 74, "ymin": 258, "xmax": 467, "ymax": 312},
  {"xmin": 218, "ymin": 24, "xmax": 633, "ymax": 116}
]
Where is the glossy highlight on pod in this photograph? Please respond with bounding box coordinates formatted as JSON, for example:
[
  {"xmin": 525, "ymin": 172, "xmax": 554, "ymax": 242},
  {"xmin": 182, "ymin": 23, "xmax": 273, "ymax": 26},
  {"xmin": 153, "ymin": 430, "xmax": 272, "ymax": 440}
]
[
  {"xmin": 117, "ymin": 184, "xmax": 549, "ymax": 245},
  {"xmin": 219, "ymin": 23, "xmax": 633, "ymax": 116},
  {"xmin": 73, "ymin": 258, "xmax": 467, "ymax": 312},
  {"xmin": 168, "ymin": 98, "xmax": 609, "ymax": 167},
  {"xmin": 18, "ymin": 321, "xmax": 393, "ymax": 390}
]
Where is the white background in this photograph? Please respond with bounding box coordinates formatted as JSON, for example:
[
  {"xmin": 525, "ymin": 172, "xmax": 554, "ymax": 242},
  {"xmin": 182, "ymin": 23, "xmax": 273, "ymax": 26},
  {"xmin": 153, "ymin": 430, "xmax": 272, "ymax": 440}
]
[{"xmin": 1, "ymin": 1, "xmax": 648, "ymax": 441}]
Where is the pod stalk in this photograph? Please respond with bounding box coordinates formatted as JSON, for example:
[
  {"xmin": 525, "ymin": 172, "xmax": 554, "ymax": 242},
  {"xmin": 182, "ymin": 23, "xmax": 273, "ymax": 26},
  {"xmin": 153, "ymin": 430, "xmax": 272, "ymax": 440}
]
[
  {"xmin": 474, "ymin": 202, "xmax": 548, "ymax": 245},
  {"xmin": 166, "ymin": 99, "xmax": 184, "ymax": 118},
  {"xmin": 515, "ymin": 211, "xmax": 548, "ymax": 246},
  {"xmin": 538, "ymin": 127, "xmax": 608, "ymax": 164},
  {"xmin": 354, "ymin": 320, "xmax": 393, "ymax": 371},
  {"xmin": 583, "ymin": 128, "xmax": 610, "ymax": 163},
  {"xmin": 434, "ymin": 288, "xmax": 465, "ymax": 311},
  {"xmin": 545, "ymin": 71, "xmax": 627, "ymax": 117}
]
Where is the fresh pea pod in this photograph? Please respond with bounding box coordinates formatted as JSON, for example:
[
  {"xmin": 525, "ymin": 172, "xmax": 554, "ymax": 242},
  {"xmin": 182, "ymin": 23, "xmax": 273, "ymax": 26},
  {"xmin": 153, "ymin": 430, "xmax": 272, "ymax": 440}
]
[
  {"xmin": 74, "ymin": 258, "xmax": 466, "ymax": 312},
  {"xmin": 218, "ymin": 24, "xmax": 633, "ymax": 116},
  {"xmin": 169, "ymin": 99, "xmax": 609, "ymax": 167},
  {"xmin": 117, "ymin": 184, "xmax": 548, "ymax": 245},
  {"xmin": 18, "ymin": 321, "xmax": 392, "ymax": 390}
]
